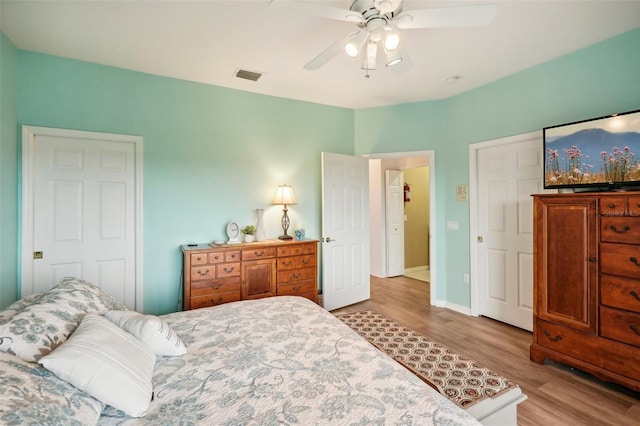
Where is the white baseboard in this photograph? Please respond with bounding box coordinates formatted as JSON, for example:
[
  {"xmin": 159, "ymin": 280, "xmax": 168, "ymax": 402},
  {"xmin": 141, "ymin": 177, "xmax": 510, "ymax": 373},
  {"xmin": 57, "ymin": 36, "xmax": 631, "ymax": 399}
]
[
  {"xmin": 404, "ymin": 265, "xmax": 429, "ymax": 273},
  {"xmin": 443, "ymin": 301, "xmax": 472, "ymax": 316}
]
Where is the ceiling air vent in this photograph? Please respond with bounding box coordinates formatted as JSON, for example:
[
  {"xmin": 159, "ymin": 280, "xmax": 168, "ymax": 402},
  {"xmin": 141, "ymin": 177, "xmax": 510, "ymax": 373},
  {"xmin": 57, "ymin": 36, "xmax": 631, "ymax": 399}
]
[{"xmin": 235, "ymin": 69, "xmax": 262, "ymax": 82}]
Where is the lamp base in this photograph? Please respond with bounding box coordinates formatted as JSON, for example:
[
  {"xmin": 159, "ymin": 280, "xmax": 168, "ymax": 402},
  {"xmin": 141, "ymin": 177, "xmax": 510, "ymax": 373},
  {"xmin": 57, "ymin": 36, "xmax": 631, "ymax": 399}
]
[{"xmin": 278, "ymin": 235, "xmax": 293, "ymax": 240}]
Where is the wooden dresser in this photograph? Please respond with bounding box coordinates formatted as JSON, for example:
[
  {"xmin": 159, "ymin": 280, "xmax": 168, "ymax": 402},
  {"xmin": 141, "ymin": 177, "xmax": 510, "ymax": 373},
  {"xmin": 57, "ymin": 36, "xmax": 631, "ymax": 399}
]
[
  {"xmin": 181, "ymin": 239, "xmax": 318, "ymax": 310},
  {"xmin": 531, "ymin": 193, "xmax": 640, "ymax": 391}
]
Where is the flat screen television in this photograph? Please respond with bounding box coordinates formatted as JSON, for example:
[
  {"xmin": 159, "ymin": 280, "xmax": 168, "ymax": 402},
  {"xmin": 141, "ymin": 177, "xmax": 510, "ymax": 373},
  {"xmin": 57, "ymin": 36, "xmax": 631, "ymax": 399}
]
[{"xmin": 543, "ymin": 109, "xmax": 640, "ymax": 191}]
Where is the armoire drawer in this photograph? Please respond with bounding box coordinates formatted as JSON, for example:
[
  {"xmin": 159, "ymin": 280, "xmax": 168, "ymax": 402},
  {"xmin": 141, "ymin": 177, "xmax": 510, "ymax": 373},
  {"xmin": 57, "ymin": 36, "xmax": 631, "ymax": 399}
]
[
  {"xmin": 600, "ymin": 306, "xmax": 640, "ymax": 348},
  {"xmin": 600, "ymin": 275, "xmax": 640, "ymax": 313},
  {"xmin": 600, "ymin": 216, "xmax": 640, "ymax": 244},
  {"xmin": 600, "ymin": 243, "xmax": 640, "ymax": 279},
  {"xmin": 535, "ymin": 319, "xmax": 640, "ymax": 381}
]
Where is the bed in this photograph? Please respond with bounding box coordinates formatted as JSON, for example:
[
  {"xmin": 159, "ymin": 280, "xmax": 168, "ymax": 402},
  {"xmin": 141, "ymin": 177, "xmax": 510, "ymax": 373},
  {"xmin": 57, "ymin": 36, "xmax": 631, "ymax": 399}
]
[{"xmin": 0, "ymin": 278, "xmax": 481, "ymax": 425}]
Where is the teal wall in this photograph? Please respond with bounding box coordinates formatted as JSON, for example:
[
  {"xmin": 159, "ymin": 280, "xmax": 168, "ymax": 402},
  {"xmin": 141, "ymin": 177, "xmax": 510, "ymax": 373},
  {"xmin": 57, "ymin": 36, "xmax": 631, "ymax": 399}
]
[
  {"xmin": 2, "ymin": 28, "xmax": 639, "ymax": 313},
  {"xmin": 355, "ymin": 28, "xmax": 640, "ymax": 306},
  {"xmin": 0, "ymin": 32, "xmax": 19, "ymax": 309},
  {"xmin": 15, "ymin": 52, "xmax": 353, "ymax": 314}
]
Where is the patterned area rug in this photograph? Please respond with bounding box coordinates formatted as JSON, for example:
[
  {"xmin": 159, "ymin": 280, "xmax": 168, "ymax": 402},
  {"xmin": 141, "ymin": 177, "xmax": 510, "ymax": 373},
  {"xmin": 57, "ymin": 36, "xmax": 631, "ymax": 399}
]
[{"xmin": 336, "ymin": 310, "xmax": 518, "ymax": 408}]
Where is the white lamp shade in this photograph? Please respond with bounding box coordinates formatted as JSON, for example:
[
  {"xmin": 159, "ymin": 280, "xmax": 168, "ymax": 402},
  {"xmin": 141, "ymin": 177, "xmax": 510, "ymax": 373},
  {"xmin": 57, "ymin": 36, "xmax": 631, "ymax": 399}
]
[
  {"xmin": 384, "ymin": 29, "xmax": 400, "ymax": 51},
  {"xmin": 385, "ymin": 48, "xmax": 403, "ymax": 67},
  {"xmin": 273, "ymin": 184, "xmax": 297, "ymax": 205},
  {"xmin": 345, "ymin": 30, "xmax": 369, "ymax": 58}
]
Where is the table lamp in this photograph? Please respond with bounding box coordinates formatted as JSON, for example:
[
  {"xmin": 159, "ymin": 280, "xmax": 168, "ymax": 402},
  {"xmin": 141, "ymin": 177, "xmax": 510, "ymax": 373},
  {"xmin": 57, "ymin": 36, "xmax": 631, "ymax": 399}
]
[{"xmin": 273, "ymin": 184, "xmax": 296, "ymax": 240}]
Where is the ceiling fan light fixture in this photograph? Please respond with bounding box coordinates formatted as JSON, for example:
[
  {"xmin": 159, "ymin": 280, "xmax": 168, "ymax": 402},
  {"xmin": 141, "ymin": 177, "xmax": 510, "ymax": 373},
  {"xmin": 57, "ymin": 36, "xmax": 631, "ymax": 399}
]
[
  {"xmin": 383, "ymin": 27, "xmax": 400, "ymax": 51},
  {"xmin": 344, "ymin": 30, "xmax": 369, "ymax": 58},
  {"xmin": 384, "ymin": 48, "xmax": 403, "ymax": 67}
]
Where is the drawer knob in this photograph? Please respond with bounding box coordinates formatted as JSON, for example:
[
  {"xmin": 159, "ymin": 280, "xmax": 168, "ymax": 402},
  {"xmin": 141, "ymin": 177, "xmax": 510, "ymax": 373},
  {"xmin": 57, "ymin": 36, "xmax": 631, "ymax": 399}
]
[
  {"xmin": 254, "ymin": 250, "xmax": 264, "ymax": 257},
  {"xmin": 630, "ymin": 290, "xmax": 640, "ymax": 301},
  {"xmin": 293, "ymin": 273, "xmax": 301, "ymax": 279},
  {"xmin": 210, "ymin": 282, "xmax": 222, "ymax": 290},
  {"xmin": 197, "ymin": 269, "xmax": 210, "ymax": 275},
  {"xmin": 283, "ymin": 260, "xmax": 292, "ymax": 266},
  {"xmin": 544, "ymin": 330, "xmax": 562, "ymax": 342},
  {"xmin": 224, "ymin": 266, "xmax": 235, "ymax": 273},
  {"xmin": 302, "ymin": 259, "xmax": 310, "ymax": 264},
  {"xmin": 210, "ymin": 297, "xmax": 223, "ymax": 305},
  {"xmin": 610, "ymin": 225, "xmax": 631, "ymax": 234},
  {"xmin": 608, "ymin": 203, "xmax": 616, "ymax": 209},
  {"xmin": 630, "ymin": 324, "xmax": 640, "ymax": 336},
  {"xmin": 293, "ymin": 285, "xmax": 301, "ymax": 291},
  {"xmin": 629, "ymin": 257, "xmax": 640, "ymax": 267},
  {"xmin": 197, "ymin": 256, "xmax": 203, "ymax": 261},
  {"xmin": 588, "ymin": 257, "xmax": 597, "ymax": 263}
]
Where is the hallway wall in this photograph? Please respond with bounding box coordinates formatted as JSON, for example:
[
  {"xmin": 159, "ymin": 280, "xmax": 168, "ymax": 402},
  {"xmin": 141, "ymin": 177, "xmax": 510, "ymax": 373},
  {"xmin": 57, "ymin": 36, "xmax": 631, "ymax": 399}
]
[{"xmin": 404, "ymin": 167, "xmax": 430, "ymax": 269}]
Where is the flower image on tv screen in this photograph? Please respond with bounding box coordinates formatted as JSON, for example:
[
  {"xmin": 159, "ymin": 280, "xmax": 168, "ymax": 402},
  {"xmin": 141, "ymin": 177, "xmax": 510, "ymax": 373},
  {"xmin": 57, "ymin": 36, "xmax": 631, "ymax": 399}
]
[{"xmin": 543, "ymin": 109, "xmax": 640, "ymax": 190}]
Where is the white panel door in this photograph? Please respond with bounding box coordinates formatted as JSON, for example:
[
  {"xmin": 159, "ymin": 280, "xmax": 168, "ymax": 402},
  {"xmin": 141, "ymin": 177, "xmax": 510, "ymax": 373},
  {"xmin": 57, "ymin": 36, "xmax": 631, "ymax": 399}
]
[
  {"xmin": 22, "ymin": 126, "xmax": 142, "ymax": 310},
  {"xmin": 385, "ymin": 170, "xmax": 405, "ymax": 277},
  {"xmin": 321, "ymin": 152, "xmax": 370, "ymax": 311},
  {"xmin": 476, "ymin": 134, "xmax": 551, "ymax": 331}
]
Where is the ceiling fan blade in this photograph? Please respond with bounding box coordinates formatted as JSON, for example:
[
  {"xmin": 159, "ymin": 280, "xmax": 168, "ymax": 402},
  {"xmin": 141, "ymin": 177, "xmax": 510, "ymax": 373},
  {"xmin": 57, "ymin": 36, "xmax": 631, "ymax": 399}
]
[
  {"xmin": 395, "ymin": 4, "xmax": 497, "ymax": 29},
  {"xmin": 269, "ymin": 0, "xmax": 363, "ymax": 24},
  {"xmin": 303, "ymin": 32, "xmax": 359, "ymax": 70}
]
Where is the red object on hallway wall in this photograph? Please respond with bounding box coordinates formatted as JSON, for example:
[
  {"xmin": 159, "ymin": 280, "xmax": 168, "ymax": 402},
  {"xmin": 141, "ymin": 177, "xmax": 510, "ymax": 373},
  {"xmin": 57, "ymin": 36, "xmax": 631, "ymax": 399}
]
[{"xmin": 404, "ymin": 183, "xmax": 411, "ymax": 202}]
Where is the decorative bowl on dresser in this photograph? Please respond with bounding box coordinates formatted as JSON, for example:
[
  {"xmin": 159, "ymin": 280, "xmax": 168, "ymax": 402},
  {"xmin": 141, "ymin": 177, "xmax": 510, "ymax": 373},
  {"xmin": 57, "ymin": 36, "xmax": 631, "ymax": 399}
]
[
  {"xmin": 530, "ymin": 193, "xmax": 640, "ymax": 391},
  {"xmin": 181, "ymin": 239, "xmax": 318, "ymax": 310}
]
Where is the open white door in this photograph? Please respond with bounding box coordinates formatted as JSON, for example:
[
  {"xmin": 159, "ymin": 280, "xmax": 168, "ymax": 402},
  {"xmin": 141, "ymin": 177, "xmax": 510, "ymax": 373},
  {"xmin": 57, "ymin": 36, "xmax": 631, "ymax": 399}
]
[
  {"xmin": 321, "ymin": 152, "xmax": 370, "ymax": 311},
  {"xmin": 385, "ymin": 170, "xmax": 405, "ymax": 277}
]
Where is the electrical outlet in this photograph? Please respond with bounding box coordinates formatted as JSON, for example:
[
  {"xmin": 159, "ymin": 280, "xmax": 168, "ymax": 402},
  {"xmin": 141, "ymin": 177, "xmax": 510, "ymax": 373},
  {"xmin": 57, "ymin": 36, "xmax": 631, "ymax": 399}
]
[{"xmin": 463, "ymin": 273, "xmax": 470, "ymax": 283}]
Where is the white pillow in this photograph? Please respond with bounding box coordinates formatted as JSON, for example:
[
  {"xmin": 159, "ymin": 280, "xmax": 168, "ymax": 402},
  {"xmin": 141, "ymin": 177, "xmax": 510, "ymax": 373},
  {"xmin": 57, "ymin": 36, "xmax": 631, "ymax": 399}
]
[
  {"xmin": 103, "ymin": 310, "xmax": 187, "ymax": 356},
  {"xmin": 39, "ymin": 313, "xmax": 156, "ymax": 417}
]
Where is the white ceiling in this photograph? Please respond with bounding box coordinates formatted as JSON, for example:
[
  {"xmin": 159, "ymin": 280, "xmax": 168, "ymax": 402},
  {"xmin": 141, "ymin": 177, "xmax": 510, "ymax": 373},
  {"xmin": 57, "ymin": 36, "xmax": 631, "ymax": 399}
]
[{"xmin": 1, "ymin": 0, "xmax": 639, "ymax": 109}]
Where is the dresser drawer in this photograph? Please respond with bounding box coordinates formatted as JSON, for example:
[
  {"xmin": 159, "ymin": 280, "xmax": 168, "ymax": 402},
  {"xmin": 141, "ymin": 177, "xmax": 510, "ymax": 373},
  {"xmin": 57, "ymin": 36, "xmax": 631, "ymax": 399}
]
[
  {"xmin": 190, "ymin": 277, "xmax": 241, "ymax": 297},
  {"xmin": 208, "ymin": 252, "xmax": 225, "ymax": 264},
  {"xmin": 225, "ymin": 251, "xmax": 240, "ymax": 262},
  {"xmin": 190, "ymin": 252, "xmax": 209, "ymax": 265},
  {"xmin": 297, "ymin": 254, "xmax": 316, "ymax": 268},
  {"xmin": 190, "ymin": 291, "xmax": 241, "ymax": 309},
  {"xmin": 600, "ymin": 306, "xmax": 640, "ymax": 348},
  {"xmin": 600, "ymin": 243, "xmax": 640, "ymax": 279},
  {"xmin": 278, "ymin": 267, "xmax": 316, "ymax": 284},
  {"xmin": 190, "ymin": 265, "xmax": 216, "ymax": 281},
  {"xmin": 277, "ymin": 280, "xmax": 315, "ymax": 296},
  {"xmin": 277, "ymin": 256, "xmax": 297, "ymax": 271},
  {"xmin": 218, "ymin": 262, "xmax": 240, "ymax": 277},
  {"xmin": 600, "ymin": 217, "xmax": 640, "ymax": 244},
  {"xmin": 601, "ymin": 275, "xmax": 640, "ymax": 312},
  {"xmin": 277, "ymin": 243, "xmax": 315, "ymax": 257},
  {"xmin": 242, "ymin": 247, "xmax": 276, "ymax": 261}
]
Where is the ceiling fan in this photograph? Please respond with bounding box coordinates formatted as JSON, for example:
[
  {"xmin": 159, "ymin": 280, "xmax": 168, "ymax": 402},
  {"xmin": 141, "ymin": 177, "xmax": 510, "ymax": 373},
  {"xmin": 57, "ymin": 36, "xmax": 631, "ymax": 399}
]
[{"xmin": 271, "ymin": 0, "xmax": 497, "ymax": 74}]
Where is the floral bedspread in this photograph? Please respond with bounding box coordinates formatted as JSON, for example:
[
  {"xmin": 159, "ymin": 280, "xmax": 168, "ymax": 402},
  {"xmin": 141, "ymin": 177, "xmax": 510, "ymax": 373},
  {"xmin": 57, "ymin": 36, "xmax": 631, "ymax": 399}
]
[{"xmin": 98, "ymin": 297, "xmax": 480, "ymax": 425}]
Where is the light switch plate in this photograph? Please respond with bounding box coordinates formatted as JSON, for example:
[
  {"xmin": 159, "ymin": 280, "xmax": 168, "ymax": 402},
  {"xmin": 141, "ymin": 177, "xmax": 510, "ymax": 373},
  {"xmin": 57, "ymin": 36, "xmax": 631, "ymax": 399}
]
[{"xmin": 456, "ymin": 184, "xmax": 468, "ymax": 201}]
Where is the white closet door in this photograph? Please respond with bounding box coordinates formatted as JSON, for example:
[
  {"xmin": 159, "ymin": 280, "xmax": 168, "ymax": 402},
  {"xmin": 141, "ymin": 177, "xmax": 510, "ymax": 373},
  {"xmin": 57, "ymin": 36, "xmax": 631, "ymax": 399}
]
[{"xmin": 22, "ymin": 126, "xmax": 143, "ymax": 310}]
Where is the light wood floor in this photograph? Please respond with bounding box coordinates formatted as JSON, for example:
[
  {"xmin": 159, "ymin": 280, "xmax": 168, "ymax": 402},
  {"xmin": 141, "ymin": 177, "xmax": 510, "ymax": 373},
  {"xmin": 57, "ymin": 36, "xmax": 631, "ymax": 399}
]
[{"xmin": 329, "ymin": 275, "xmax": 640, "ymax": 426}]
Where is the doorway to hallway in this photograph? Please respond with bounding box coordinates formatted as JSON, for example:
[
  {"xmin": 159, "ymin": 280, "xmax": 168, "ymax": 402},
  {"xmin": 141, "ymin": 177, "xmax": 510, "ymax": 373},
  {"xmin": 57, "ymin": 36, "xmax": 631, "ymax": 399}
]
[{"xmin": 365, "ymin": 150, "xmax": 436, "ymax": 306}]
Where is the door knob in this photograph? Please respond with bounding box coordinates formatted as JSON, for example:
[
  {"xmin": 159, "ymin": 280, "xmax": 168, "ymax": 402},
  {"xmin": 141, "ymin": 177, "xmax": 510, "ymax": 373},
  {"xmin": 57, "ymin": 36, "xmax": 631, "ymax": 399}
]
[{"xmin": 324, "ymin": 237, "xmax": 335, "ymax": 243}]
